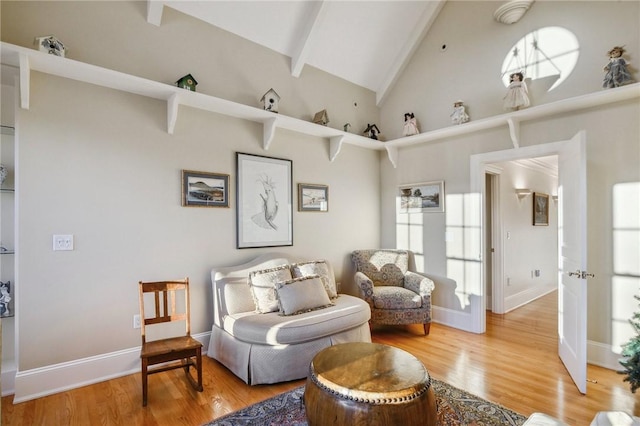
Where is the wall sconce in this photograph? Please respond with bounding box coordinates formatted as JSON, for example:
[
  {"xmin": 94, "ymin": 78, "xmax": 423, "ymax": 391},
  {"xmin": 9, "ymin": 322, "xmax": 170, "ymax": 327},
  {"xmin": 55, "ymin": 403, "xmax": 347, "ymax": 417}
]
[
  {"xmin": 552, "ymin": 195, "xmax": 558, "ymax": 203},
  {"xmin": 515, "ymin": 188, "xmax": 532, "ymax": 199}
]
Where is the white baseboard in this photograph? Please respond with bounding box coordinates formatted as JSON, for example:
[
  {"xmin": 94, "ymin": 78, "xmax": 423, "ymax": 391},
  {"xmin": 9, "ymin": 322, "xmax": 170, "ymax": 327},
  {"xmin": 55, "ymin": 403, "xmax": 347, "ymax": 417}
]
[
  {"xmin": 587, "ymin": 340, "xmax": 623, "ymax": 371},
  {"xmin": 5, "ymin": 329, "xmax": 623, "ymax": 402},
  {"xmin": 504, "ymin": 284, "xmax": 556, "ymax": 313},
  {"xmin": 1, "ymin": 360, "xmax": 16, "ymax": 397},
  {"xmin": 432, "ymin": 305, "xmax": 476, "ymax": 333},
  {"xmin": 12, "ymin": 332, "xmax": 210, "ymax": 403}
]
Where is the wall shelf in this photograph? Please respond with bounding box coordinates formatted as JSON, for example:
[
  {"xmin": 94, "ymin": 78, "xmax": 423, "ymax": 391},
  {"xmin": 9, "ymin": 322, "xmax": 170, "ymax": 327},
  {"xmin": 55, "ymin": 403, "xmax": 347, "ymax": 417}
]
[
  {"xmin": 0, "ymin": 42, "xmax": 385, "ymax": 163},
  {"xmin": 1, "ymin": 42, "xmax": 638, "ymax": 168}
]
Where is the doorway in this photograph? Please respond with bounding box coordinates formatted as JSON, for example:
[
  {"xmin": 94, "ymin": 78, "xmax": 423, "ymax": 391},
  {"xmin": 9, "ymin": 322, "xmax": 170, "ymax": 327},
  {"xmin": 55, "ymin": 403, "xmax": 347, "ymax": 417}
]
[
  {"xmin": 485, "ymin": 157, "xmax": 559, "ymax": 315},
  {"xmin": 470, "ymin": 132, "xmax": 589, "ymax": 393}
]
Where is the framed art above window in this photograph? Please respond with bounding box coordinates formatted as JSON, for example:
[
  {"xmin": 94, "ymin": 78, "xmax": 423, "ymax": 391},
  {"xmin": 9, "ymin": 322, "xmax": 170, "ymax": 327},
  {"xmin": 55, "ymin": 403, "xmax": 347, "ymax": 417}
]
[{"xmin": 399, "ymin": 181, "xmax": 445, "ymax": 213}]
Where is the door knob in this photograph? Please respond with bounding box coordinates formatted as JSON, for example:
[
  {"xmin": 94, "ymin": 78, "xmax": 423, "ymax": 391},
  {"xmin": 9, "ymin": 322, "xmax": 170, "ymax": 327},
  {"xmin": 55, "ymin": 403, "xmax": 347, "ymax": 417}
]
[{"xmin": 568, "ymin": 270, "xmax": 594, "ymax": 279}]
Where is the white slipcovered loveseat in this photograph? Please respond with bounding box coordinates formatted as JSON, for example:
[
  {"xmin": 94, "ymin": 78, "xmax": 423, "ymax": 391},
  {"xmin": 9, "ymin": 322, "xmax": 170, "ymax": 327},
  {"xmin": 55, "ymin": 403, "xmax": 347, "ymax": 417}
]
[{"xmin": 207, "ymin": 252, "xmax": 372, "ymax": 385}]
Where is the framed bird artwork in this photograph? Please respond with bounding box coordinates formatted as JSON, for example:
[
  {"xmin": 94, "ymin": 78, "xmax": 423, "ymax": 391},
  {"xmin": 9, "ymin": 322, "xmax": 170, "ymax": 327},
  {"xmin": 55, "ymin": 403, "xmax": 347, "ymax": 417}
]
[{"xmin": 236, "ymin": 152, "xmax": 293, "ymax": 248}]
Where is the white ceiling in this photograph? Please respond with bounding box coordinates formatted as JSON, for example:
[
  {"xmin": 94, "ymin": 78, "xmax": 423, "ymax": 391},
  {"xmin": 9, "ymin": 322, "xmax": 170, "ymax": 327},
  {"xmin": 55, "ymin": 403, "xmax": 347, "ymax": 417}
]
[
  {"xmin": 513, "ymin": 155, "xmax": 558, "ymax": 178},
  {"xmin": 149, "ymin": 1, "xmax": 446, "ymax": 105}
]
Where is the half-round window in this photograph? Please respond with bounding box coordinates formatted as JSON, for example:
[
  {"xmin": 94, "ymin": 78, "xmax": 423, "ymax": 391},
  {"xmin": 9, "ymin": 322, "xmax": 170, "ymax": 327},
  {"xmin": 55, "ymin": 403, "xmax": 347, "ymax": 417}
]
[{"xmin": 501, "ymin": 27, "xmax": 579, "ymax": 92}]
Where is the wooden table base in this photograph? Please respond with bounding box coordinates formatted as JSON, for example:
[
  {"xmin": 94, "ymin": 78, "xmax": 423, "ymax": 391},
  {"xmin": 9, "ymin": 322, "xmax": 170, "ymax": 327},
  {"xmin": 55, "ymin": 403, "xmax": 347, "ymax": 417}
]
[{"xmin": 304, "ymin": 342, "xmax": 437, "ymax": 426}]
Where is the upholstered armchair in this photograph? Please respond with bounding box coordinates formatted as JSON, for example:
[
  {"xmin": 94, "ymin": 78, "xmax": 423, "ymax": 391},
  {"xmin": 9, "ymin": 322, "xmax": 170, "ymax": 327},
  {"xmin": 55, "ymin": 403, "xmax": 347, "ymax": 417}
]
[{"xmin": 352, "ymin": 249, "xmax": 435, "ymax": 335}]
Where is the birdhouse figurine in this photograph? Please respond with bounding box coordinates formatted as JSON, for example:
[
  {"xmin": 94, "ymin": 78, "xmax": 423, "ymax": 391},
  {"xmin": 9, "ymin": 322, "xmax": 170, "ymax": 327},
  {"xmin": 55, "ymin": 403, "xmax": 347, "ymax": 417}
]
[
  {"xmin": 175, "ymin": 74, "xmax": 198, "ymax": 92},
  {"xmin": 313, "ymin": 109, "xmax": 329, "ymax": 126},
  {"xmin": 364, "ymin": 123, "xmax": 381, "ymax": 140},
  {"xmin": 34, "ymin": 35, "xmax": 67, "ymax": 57},
  {"xmin": 261, "ymin": 88, "xmax": 280, "ymax": 113}
]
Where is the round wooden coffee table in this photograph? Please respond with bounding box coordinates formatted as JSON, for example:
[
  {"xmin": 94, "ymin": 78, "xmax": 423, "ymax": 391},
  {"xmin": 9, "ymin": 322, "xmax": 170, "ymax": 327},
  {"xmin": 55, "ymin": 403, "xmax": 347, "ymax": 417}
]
[{"xmin": 304, "ymin": 342, "xmax": 437, "ymax": 425}]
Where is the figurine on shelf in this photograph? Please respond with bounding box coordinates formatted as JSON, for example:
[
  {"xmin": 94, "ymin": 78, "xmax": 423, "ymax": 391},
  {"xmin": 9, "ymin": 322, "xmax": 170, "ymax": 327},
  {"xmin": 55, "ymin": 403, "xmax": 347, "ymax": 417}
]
[
  {"xmin": 261, "ymin": 88, "xmax": 280, "ymax": 113},
  {"xmin": 450, "ymin": 100, "xmax": 470, "ymax": 125},
  {"xmin": 603, "ymin": 46, "xmax": 634, "ymax": 88},
  {"xmin": 364, "ymin": 124, "xmax": 381, "ymax": 140},
  {"xmin": 313, "ymin": 109, "xmax": 329, "ymax": 126},
  {"xmin": 0, "ymin": 280, "xmax": 11, "ymax": 317},
  {"xmin": 34, "ymin": 35, "xmax": 67, "ymax": 57},
  {"xmin": 343, "ymin": 123, "xmax": 351, "ymax": 132},
  {"xmin": 402, "ymin": 113, "xmax": 419, "ymax": 136},
  {"xmin": 175, "ymin": 74, "xmax": 198, "ymax": 92},
  {"xmin": 503, "ymin": 72, "xmax": 530, "ymax": 111},
  {"xmin": 0, "ymin": 164, "xmax": 7, "ymax": 185}
]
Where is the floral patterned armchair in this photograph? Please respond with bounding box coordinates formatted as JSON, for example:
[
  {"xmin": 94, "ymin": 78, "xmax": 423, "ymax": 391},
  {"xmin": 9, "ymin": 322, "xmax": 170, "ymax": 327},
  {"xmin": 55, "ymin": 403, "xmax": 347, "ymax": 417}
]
[{"xmin": 351, "ymin": 249, "xmax": 435, "ymax": 335}]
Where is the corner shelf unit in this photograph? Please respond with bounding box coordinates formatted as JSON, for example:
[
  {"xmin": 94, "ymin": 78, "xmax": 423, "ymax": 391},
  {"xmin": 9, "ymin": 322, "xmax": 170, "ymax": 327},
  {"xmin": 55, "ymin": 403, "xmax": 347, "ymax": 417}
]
[{"xmin": 1, "ymin": 42, "xmax": 639, "ymax": 168}]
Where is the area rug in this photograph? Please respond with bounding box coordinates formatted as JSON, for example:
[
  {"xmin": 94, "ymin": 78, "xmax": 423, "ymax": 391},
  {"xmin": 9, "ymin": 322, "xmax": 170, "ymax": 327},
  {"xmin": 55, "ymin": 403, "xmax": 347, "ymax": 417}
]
[{"xmin": 205, "ymin": 379, "xmax": 527, "ymax": 426}]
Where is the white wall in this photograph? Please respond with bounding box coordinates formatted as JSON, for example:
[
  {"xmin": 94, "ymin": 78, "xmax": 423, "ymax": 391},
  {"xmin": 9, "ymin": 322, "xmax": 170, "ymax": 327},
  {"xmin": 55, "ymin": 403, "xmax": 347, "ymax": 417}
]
[
  {"xmin": 1, "ymin": 1, "xmax": 380, "ymax": 135},
  {"xmin": 1, "ymin": 0, "xmax": 638, "ymax": 398},
  {"xmin": 380, "ymin": 1, "xmax": 640, "ymax": 138},
  {"xmin": 380, "ymin": 0, "xmax": 639, "ymax": 355},
  {"xmin": 0, "ymin": 1, "xmax": 383, "ymax": 398}
]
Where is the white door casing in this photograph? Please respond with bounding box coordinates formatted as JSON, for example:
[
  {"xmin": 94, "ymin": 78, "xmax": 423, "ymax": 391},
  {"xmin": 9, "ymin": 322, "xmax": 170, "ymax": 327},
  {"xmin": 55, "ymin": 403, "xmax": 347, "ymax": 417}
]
[{"xmin": 471, "ymin": 132, "xmax": 588, "ymax": 394}]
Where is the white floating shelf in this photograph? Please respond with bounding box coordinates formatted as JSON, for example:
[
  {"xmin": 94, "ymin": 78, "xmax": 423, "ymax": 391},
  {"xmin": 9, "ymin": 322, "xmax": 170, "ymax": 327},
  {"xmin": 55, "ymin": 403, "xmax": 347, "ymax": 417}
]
[
  {"xmin": 0, "ymin": 42, "xmax": 384, "ymax": 162},
  {"xmin": 2, "ymin": 42, "xmax": 638, "ymax": 168},
  {"xmin": 383, "ymin": 82, "xmax": 640, "ymax": 167}
]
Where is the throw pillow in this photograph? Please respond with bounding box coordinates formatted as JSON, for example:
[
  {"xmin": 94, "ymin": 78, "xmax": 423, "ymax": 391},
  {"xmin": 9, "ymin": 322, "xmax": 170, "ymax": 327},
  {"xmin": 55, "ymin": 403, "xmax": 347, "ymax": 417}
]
[
  {"xmin": 248, "ymin": 264, "xmax": 293, "ymax": 313},
  {"xmin": 291, "ymin": 260, "xmax": 338, "ymax": 299},
  {"xmin": 275, "ymin": 275, "xmax": 333, "ymax": 316}
]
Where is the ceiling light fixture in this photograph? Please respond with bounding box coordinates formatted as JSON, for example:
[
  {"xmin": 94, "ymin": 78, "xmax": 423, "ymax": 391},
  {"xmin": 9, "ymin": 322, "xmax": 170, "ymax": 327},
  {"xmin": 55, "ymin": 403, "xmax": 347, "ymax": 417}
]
[{"xmin": 494, "ymin": 0, "xmax": 534, "ymax": 25}]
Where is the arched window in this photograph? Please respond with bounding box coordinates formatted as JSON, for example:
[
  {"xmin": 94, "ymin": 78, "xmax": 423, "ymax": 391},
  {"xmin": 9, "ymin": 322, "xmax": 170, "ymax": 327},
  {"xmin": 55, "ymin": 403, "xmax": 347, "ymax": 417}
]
[{"xmin": 501, "ymin": 27, "xmax": 579, "ymax": 92}]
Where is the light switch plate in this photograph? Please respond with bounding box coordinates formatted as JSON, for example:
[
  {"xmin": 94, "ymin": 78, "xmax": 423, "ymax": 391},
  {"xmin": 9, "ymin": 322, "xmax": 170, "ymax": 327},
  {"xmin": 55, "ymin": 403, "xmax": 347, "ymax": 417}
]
[{"xmin": 53, "ymin": 234, "xmax": 74, "ymax": 251}]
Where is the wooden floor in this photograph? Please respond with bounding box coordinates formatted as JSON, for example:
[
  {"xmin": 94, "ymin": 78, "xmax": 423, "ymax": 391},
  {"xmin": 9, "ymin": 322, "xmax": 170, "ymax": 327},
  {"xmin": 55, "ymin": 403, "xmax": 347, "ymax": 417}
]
[{"xmin": 2, "ymin": 292, "xmax": 638, "ymax": 425}]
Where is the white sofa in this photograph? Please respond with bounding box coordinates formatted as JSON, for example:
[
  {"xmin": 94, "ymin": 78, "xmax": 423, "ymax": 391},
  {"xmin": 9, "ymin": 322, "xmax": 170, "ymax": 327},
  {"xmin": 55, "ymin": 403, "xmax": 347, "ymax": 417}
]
[{"xmin": 207, "ymin": 252, "xmax": 372, "ymax": 385}]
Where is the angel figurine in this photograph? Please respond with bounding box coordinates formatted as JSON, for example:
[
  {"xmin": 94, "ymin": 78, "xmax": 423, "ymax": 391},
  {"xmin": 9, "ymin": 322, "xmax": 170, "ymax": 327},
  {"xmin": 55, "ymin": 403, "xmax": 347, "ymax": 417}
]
[
  {"xmin": 450, "ymin": 100, "xmax": 469, "ymax": 125},
  {"xmin": 603, "ymin": 46, "xmax": 633, "ymax": 88}
]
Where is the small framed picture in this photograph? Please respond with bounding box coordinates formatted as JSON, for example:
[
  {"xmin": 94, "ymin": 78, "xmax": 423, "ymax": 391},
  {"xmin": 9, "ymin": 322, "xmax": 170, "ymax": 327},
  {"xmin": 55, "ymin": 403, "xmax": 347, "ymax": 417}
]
[
  {"xmin": 182, "ymin": 170, "xmax": 230, "ymax": 207},
  {"xmin": 399, "ymin": 180, "xmax": 445, "ymax": 213},
  {"xmin": 298, "ymin": 183, "xmax": 328, "ymax": 212},
  {"xmin": 533, "ymin": 192, "xmax": 549, "ymax": 226}
]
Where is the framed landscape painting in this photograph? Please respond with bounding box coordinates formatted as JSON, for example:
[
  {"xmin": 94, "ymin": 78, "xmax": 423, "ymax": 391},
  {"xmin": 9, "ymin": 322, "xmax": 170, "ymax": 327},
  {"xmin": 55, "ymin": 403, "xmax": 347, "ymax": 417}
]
[
  {"xmin": 298, "ymin": 183, "xmax": 328, "ymax": 212},
  {"xmin": 236, "ymin": 152, "xmax": 293, "ymax": 248},
  {"xmin": 399, "ymin": 180, "xmax": 445, "ymax": 213},
  {"xmin": 182, "ymin": 170, "xmax": 229, "ymax": 207}
]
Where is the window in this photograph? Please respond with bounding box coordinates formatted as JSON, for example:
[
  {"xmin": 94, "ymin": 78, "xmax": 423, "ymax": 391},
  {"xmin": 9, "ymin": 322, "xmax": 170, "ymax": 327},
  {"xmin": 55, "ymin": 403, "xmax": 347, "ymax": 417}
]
[{"xmin": 501, "ymin": 27, "xmax": 579, "ymax": 92}]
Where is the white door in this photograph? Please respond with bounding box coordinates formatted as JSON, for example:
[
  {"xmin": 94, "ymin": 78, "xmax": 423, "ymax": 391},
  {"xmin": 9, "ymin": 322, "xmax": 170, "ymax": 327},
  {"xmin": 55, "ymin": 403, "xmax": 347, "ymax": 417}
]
[{"xmin": 557, "ymin": 130, "xmax": 588, "ymax": 394}]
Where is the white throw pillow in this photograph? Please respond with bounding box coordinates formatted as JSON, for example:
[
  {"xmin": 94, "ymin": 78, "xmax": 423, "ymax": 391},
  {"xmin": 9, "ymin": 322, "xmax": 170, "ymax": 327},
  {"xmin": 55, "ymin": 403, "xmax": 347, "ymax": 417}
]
[
  {"xmin": 291, "ymin": 260, "xmax": 338, "ymax": 299},
  {"xmin": 248, "ymin": 265, "xmax": 293, "ymax": 313},
  {"xmin": 275, "ymin": 275, "xmax": 333, "ymax": 316}
]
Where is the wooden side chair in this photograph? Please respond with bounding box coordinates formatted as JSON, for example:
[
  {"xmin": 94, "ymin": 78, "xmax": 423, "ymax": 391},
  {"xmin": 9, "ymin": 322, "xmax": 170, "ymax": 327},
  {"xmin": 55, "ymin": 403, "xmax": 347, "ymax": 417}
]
[{"xmin": 138, "ymin": 278, "xmax": 203, "ymax": 406}]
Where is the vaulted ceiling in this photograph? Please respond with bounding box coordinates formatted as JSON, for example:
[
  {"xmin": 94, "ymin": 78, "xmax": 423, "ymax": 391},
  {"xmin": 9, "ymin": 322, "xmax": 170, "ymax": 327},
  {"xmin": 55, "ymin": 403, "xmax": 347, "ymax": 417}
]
[{"xmin": 147, "ymin": 1, "xmax": 446, "ymax": 105}]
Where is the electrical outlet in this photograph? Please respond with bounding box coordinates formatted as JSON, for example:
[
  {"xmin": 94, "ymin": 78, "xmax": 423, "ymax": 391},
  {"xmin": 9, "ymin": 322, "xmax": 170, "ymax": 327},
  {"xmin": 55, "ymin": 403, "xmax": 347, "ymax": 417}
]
[
  {"xmin": 53, "ymin": 234, "xmax": 74, "ymax": 251},
  {"xmin": 133, "ymin": 314, "xmax": 141, "ymax": 329}
]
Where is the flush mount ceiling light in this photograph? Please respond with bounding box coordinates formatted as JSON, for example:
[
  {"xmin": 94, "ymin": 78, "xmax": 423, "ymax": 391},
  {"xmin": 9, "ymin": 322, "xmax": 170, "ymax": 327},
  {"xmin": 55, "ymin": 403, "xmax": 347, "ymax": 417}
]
[{"xmin": 494, "ymin": 0, "xmax": 534, "ymax": 25}]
